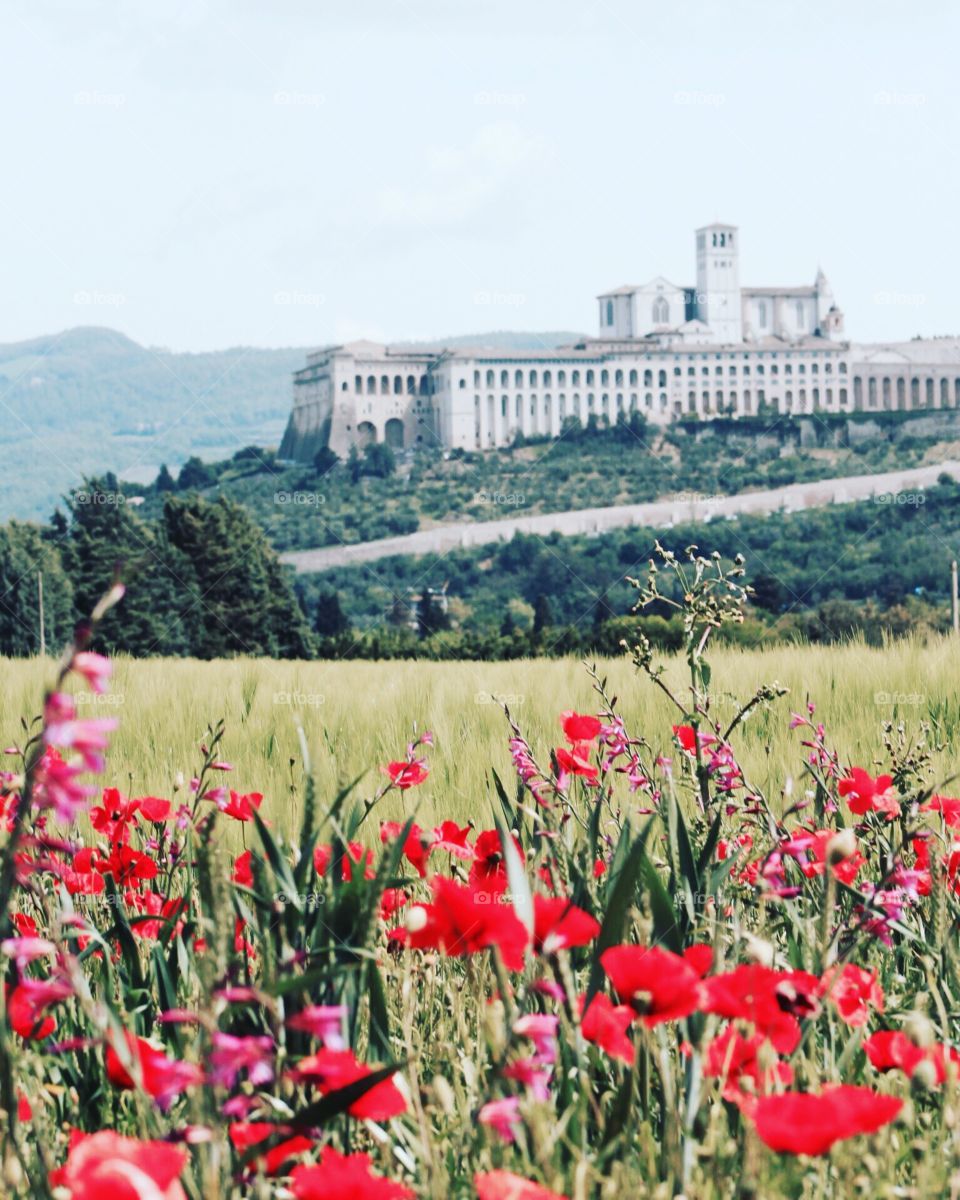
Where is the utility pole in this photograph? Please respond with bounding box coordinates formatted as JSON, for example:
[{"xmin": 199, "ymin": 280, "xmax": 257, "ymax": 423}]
[
  {"xmin": 38, "ymin": 571, "xmax": 45, "ymax": 657},
  {"xmin": 952, "ymin": 560, "xmax": 959, "ymax": 635}
]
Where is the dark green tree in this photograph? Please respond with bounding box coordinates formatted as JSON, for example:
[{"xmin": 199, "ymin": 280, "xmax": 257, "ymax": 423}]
[
  {"xmin": 313, "ymin": 446, "xmax": 339, "ymax": 476},
  {"xmin": 178, "ymin": 456, "xmax": 217, "ymax": 491},
  {"xmin": 0, "ymin": 523, "xmax": 75, "ymax": 655},
  {"xmin": 155, "ymin": 464, "xmax": 176, "ymax": 493},
  {"xmin": 417, "ymin": 589, "xmax": 450, "ymax": 638},
  {"xmin": 64, "ymin": 477, "xmax": 190, "ymax": 655},
  {"xmin": 363, "ymin": 442, "xmax": 396, "ymax": 479},
  {"xmin": 532, "ymin": 593, "xmax": 553, "ymax": 634},
  {"xmin": 163, "ymin": 493, "xmax": 313, "ymax": 658},
  {"xmin": 346, "ymin": 445, "xmax": 363, "ymax": 485},
  {"xmin": 314, "ymin": 588, "xmax": 349, "ymax": 637}
]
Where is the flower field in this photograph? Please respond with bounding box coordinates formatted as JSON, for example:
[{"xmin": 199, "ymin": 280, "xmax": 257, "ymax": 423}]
[{"xmin": 3, "ymin": 551, "xmax": 960, "ymax": 1198}]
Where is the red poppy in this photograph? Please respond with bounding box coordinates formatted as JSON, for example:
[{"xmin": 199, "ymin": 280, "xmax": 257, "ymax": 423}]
[
  {"xmin": 126, "ymin": 891, "xmax": 186, "ymax": 940},
  {"xmin": 533, "ymin": 895, "xmax": 600, "ymax": 954},
  {"xmin": 233, "ymin": 850, "xmax": 253, "ymax": 888},
  {"xmin": 105, "ymin": 1032, "xmax": 202, "ymax": 1109},
  {"xmin": 384, "ymin": 760, "xmax": 428, "ymax": 789},
  {"xmin": 921, "ymin": 794, "xmax": 960, "ymax": 827},
  {"xmin": 579, "ymin": 992, "xmax": 635, "ymax": 1063},
  {"xmin": 702, "ymin": 1024, "xmax": 793, "ymax": 1101},
  {"xmin": 50, "ymin": 1130, "xmax": 187, "ymax": 1200},
  {"xmin": 469, "ymin": 829, "xmax": 520, "ymax": 893},
  {"xmin": 554, "ymin": 744, "xmax": 599, "ymax": 784},
  {"xmin": 560, "ymin": 711, "xmax": 602, "ymax": 744},
  {"xmin": 749, "ymin": 1085, "xmax": 902, "ymax": 1155},
  {"xmin": 600, "ymin": 945, "xmax": 704, "ymax": 1025},
  {"xmin": 672, "ymin": 724, "xmax": 698, "ymax": 753},
  {"xmin": 476, "ymin": 1170, "xmax": 569, "ymax": 1200},
  {"xmin": 397, "ymin": 876, "xmax": 529, "ymax": 970},
  {"xmin": 6, "ymin": 983, "xmax": 56, "ymax": 1040},
  {"xmin": 92, "ymin": 845, "xmax": 159, "ymax": 887},
  {"xmin": 217, "ymin": 790, "xmax": 263, "ymax": 821},
  {"xmin": 863, "ymin": 1030, "xmax": 960, "ymax": 1084},
  {"xmin": 288, "ymin": 1048, "xmax": 406, "ymax": 1119},
  {"xmin": 290, "ymin": 1147, "xmax": 413, "ymax": 1200},
  {"xmin": 228, "ymin": 1122, "xmax": 312, "ymax": 1175},
  {"xmin": 819, "ymin": 963, "xmax": 884, "ymax": 1027},
  {"xmin": 683, "ymin": 944, "xmax": 714, "ymax": 977},
  {"xmin": 136, "ymin": 796, "xmax": 172, "ymax": 822},
  {"xmin": 381, "ymin": 820, "xmax": 431, "ymax": 877},
  {"xmin": 701, "ymin": 965, "xmax": 820, "ymax": 1054},
  {"xmin": 794, "ymin": 829, "xmax": 864, "ymax": 885},
  {"xmin": 313, "ymin": 841, "xmax": 375, "ymax": 882},
  {"xmin": 839, "ymin": 768, "xmax": 898, "ymax": 818}
]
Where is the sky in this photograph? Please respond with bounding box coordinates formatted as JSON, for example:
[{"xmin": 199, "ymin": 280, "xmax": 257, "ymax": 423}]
[{"xmin": 1, "ymin": 0, "xmax": 957, "ymax": 352}]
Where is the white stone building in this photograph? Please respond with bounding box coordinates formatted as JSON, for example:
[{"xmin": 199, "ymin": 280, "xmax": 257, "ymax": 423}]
[{"xmin": 280, "ymin": 224, "xmax": 960, "ymax": 461}]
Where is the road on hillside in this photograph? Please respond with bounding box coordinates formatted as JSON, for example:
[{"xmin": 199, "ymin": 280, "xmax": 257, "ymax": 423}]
[{"xmin": 280, "ymin": 460, "xmax": 960, "ymax": 574}]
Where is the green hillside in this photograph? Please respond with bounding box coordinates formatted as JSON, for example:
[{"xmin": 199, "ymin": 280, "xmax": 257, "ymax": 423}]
[{"xmin": 0, "ymin": 326, "xmax": 583, "ymax": 520}]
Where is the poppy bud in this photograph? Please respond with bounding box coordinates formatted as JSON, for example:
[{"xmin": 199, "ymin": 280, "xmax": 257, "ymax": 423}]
[
  {"xmin": 405, "ymin": 905, "xmax": 428, "ymax": 933},
  {"xmin": 827, "ymin": 828, "xmax": 857, "ymax": 865},
  {"xmin": 911, "ymin": 1058, "xmax": 940, "ymax": 1092},
  {"xmin": 744, "ymin": 934, "xmax": 775, "ymax": 967},
  {"xmin": 903, "ymin": 1011, "xmax": 936, "ymax": 1048},
  {"xmin": 3, "ymin": 1154, "xmax": 23, "ymax": 1189}
]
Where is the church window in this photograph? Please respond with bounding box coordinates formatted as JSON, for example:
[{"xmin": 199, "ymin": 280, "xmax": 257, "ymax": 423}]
[
  {"xmin": 543, "ymin": 370, "xmax": 552, "ymax": 386},
  {"xmin": 366, "ymin": 376, "xmax": 376, "ymax": 394},
  {"xmin": 606, "ymin": 300, "xmax": 614, "ymax": 325},
  {"xmin": 586, "ymin": 369, "xmax": 595, "ymax": 385},
  {"xmin": 644, "ymin": 369, "xmax": 652, "ymax": 386},
  {"xmin": 501, "ymin": 370, "xmax": 509, "ymax": 387},
  {"xmin": 572, "ymin": 370, "xmax": 580, "ymax": 385},
  {"xmin": 653, "ymin": 296, "xmax": 669, "ymax": 323},
  {"xmin": 758, "ymin": 301, "xmax": 767, "ymax": 326},
  {"xmin": 529, "ymin": 369, "xmax": 538, "ymax": 387},
  {"xmin": 629, "ymin": 369, "xmax": 638, "ymax": 386},
  {"xmin": 601, "ymin": 369, "xmax": 609, "ymax": 385},
  {"xmin": 658, "ymin": 369, "xmax": 667, "ymax": 387}
]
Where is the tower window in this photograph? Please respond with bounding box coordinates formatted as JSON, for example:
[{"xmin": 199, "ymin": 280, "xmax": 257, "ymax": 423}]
[{"xmin": 606, "ymin": 299, "xmax": 614, "ymax": 326}]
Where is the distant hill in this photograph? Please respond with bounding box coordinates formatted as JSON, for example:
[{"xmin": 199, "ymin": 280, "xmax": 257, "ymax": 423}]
[{"xmin": 0, "ymin": 326, "xmax": 584, "ymax": 520}]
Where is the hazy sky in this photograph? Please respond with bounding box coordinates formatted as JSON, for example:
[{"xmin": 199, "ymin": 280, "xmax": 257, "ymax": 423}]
[{"xmin": 2, "ymin": 0, "xmax": 957, "ymax": 351}]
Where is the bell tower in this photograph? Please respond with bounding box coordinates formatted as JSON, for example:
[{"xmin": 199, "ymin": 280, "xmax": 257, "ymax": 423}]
[{"xmin": 695, "ymin": 223, "xmax": 742, "ymax": 344}]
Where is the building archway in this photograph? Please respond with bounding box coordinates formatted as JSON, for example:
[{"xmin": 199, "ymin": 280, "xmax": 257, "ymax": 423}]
[
  {"xmin": 384, "ymin": 418, "xmax": 405, "ymax": 449},
  {"xmin": 357, "ymin": 421, "xmax": 376, "ymax": 446}
]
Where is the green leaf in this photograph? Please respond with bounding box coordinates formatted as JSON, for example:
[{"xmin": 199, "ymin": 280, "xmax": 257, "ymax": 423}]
[
  {"xmin": 586, "ymin": 818, "xmax": 653, "ymax": 1004},
  {"xmin": 639, "ymin": 850, "xmax": 683, "ymax": 954}
]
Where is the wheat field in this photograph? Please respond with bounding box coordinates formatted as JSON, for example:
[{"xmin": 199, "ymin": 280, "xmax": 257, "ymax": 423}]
[{"xmin": 4, "ymin": 636, "xmax": 959, "ymax": 834}]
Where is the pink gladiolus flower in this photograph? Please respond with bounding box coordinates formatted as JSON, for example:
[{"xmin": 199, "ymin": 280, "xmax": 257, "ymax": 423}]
[
  {"xmin": 71, "ymin": 651, "xmax": 113, "ymax": 694},
  {"xmin": 1, "ymin": 937, "xmax": 56, "ymax": 966},
  {"xmin": 208, "ymin": 1032, "xmax": 275, "ymax": 1089},
  {"xmin": 513, "ymin": 1014, "xmax": 560, "ymax": 1064},
  {"xmin": 43, "ymin": 716, "xmax": 117, "ymax": 775},
  {"xmin": 286, "ymin": 1005, "xmax": 348, "ymax": 1048},
  {"xmin": 479, "ymin": 1095, "xmax": 522, "ymax": 1142}
]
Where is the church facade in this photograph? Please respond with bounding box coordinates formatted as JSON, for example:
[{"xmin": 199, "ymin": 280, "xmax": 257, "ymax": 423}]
[{"xmin": 279, "ymin": 223, "xmax": 960, "ymax": 462}]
